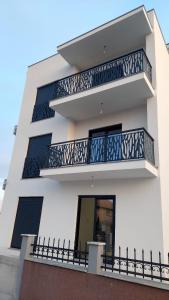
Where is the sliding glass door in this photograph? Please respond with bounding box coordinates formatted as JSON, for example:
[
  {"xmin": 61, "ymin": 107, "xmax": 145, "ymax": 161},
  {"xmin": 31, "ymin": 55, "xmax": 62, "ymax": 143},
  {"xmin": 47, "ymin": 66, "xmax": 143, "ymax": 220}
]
[{"xmin": 75, "ymin": 196, "xmax": 116, "ymax": 256}]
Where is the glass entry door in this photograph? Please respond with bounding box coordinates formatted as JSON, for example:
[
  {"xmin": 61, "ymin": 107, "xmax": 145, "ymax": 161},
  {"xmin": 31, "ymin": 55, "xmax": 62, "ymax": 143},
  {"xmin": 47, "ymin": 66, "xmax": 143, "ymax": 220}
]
[{"xmin": 75, "ymin": 196, "xmax": 115, "ymax": 256}]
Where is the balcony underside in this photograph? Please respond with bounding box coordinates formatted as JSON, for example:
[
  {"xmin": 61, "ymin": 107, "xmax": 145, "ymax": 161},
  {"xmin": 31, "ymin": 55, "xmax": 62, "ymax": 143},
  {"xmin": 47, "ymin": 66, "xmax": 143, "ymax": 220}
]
[
  {"xmin": 58, "ymin": 6, "xmax": 152, "ymax": 69},
  {"xmin": 40, "ymin": 160, "xmax": 157, "ymax": 182},
  {"xmin": 50, "ymin": 73, "xmax": 154, "ymax": 121}
]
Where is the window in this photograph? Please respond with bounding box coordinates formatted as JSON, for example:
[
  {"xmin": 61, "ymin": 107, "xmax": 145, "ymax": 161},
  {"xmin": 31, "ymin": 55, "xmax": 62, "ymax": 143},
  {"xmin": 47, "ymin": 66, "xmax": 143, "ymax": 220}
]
[
  {"xmin": 22, "ymin": 134, "xmax": 52, "ymax": 178},
  {"xmin": 11, "ymin": 197, "xmax": 43, "ymax": 249},
  {"xmin": 32, "ymin": 83, "xmax": 55, "ymax": 122}
]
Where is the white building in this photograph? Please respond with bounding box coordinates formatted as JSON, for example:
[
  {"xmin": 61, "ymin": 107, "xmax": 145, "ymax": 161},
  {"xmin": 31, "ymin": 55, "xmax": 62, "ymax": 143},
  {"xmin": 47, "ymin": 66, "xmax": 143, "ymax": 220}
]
[{"xmin": 0, "ymin": 6, "xmax": 169, "ymax": 259}]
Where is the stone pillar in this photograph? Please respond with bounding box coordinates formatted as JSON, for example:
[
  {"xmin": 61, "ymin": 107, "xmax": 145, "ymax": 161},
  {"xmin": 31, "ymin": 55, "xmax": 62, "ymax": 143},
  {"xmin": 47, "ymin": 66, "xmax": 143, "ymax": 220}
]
[
  {"xmin": 16, "ymin": 234, "xmax": 37, "ymax": 300},
  {"xmin": 87, "ymin": 241, "xmax": 105, "ymax": 274}
]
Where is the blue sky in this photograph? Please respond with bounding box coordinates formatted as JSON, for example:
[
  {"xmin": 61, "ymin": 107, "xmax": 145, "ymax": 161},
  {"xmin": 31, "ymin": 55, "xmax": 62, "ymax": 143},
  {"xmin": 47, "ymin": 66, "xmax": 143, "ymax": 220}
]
[{"xmin": 0, "ymin": 0, "xmax": 169, "ymax": 206}]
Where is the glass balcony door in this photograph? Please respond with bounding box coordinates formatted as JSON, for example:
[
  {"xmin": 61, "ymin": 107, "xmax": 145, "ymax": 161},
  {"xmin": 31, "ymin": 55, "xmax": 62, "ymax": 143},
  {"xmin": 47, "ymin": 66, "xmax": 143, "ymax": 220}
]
[{"xmin": 88, "ymin": 124, "xmax": 122, "ymax": 163}]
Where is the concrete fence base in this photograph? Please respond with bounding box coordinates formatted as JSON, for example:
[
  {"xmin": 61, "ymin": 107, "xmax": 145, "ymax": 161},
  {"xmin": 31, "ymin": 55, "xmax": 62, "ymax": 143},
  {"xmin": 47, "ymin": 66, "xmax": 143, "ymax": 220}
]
[{"xmin": 19, "ymin": 260, "xmax": 169, "ymax": 300}]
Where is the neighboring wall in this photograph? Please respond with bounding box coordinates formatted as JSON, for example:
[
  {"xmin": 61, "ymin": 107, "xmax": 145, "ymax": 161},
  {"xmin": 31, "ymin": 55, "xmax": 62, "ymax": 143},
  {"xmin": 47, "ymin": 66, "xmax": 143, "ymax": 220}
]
[
  {"xmin": 20, "ymin": 260, "xmax": 169, "ymax": 300},
  {"xmin": 147, "ymin": 11, "xmax": 169, "ymax": 256},
  {"xmin": 0, "ymin": 254, "xmax": 18, "ymax": 300}
]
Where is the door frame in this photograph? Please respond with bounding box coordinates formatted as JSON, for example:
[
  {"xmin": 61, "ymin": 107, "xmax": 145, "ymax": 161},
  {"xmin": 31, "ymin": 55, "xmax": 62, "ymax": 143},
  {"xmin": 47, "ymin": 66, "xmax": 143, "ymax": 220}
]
[
  {"xmin": 89, "ymin": 124, "xmax": 122, "ymax": 138},
  {"xmin": 75, "ymin": 195, "xmax": 116, "ymax": 257}
]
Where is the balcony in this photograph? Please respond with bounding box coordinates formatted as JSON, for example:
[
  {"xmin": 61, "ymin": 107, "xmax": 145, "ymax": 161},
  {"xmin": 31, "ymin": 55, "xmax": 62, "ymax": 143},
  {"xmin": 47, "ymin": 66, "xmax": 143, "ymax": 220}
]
[
  {"xmin": 40, "ymin": 128, "xmax": 157, "ymax": 181},
  {"xmin": 50, "ymin": 49, "xmax": 154, "ymax": 121}
]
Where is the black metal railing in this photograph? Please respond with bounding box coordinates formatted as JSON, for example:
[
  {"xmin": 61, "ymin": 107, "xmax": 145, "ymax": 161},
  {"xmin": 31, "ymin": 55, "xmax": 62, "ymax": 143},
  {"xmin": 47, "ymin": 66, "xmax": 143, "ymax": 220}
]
[
  {"xmin": 32, "ymin": 103, "xmax": 55, "ymax": 122},
  {"xmin": 30, "ymin": 237, "xmax": 169, "ymax": 283},
  {"xmin": 102, "ymin": 246, "xmax": 169, "ymax": 283},
  {"xmin": 30, "ymin": 237, "xmax": 88, "ymax": 268},
  {"xmin": 52, "ymin": 49, "xmax": 152, "ymax": 100},
  {"xmin": 43, "ymin": 128, "xmax": 155, "ymax": 169},
  {"xmin": 22, "ymin": 156, "xmax": 47, "ymax": 178}
]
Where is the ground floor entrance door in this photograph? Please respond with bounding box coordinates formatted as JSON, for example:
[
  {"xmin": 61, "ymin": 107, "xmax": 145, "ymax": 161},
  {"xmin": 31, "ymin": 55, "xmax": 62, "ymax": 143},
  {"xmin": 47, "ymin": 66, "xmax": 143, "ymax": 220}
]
[
  {"xmin": 75, "ymin": 196, "xmax": 116, "ymax": 256},
  {"xmin": 11, "ymin": 197, "xmax": 43, "ymax": 249}
]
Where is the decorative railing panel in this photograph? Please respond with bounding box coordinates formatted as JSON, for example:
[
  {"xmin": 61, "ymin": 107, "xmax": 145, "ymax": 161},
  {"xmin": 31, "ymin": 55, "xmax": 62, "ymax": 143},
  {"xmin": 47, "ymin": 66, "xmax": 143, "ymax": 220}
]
[
  {"xmin": 102, "ymin": 246, "xmax": 169, "ymax": 283},
  {"xmin": 32, "ymin": 103, "xmax": 55, "ymax": 122},
  {"xmin": 52, "ymin": 49, "xmax": 152, "ymax": 100},
  {"xmin": 43, "ymin": 128, "xmax": 155, "ymax": 169},
  {"xmin": 31, "ymin": 237, "xmax": 88, "ymax": 268}
]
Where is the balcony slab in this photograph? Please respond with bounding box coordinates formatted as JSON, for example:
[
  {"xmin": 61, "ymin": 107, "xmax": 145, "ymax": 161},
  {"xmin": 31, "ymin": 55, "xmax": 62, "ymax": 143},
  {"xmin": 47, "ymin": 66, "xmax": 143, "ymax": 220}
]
[
  {"xmin": 50, "ymin": 73, "xmax": 154, "ymax": 121},
  {"xmin": 58, "ymin": 6, "xmax": 152, "ymax": 69},
  {"xmin": 40, "ymin": 160, "xmax": 158, "ymax": 182}
]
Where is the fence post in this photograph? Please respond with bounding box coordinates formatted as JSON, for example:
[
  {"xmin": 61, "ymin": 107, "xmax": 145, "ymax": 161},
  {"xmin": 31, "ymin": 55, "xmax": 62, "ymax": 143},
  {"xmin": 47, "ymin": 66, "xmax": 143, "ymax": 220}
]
[
  {"xmin": 87, "ymin": 241, "xmax": 105, "ymax": 274},
  {"xmin": 16, "ymin": 234, "xmax": 37, "ymax": 300}
]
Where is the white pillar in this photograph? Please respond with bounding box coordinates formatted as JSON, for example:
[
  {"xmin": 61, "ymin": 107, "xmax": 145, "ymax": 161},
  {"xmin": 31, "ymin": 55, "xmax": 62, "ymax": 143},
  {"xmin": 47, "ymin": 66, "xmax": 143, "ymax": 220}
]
[{"xmin": 87, "ymin": 241, "xmax": 105, "ymax": 274}]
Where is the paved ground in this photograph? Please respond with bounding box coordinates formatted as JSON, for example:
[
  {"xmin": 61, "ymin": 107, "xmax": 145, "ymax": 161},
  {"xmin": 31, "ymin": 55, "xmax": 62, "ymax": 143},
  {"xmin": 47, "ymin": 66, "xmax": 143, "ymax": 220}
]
[
  {"xmin": 0, "ymin": 248, "xmax": 20, "ymax": 300},
  {"xmin": 0, "ymin": 248, "xmax": 20, "ymax": 257}
]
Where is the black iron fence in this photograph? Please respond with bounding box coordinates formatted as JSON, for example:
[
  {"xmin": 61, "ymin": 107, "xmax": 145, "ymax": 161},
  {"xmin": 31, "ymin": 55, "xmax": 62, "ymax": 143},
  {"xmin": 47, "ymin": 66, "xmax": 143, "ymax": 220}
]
[
  {"xmin": 30, "ymin": 237, "xmax": 169, "ymax": 283},
  {"xmin": 52, "ymin": 49, "xmax": 152, "ymax": 100},
  {"xmin": 43, "ymin": 128, "xmax": 155, "ymax": 169},
  {"xmin": 102, "ymin": 246, "xmax": 169, "ymax": 283},
  {"xmin": 30, "ymin": 237, "xmax": 88, "ymax": 268},
  {"xmin": 32, "ymin": 103, "xmax": 55, "ymax": 122}
]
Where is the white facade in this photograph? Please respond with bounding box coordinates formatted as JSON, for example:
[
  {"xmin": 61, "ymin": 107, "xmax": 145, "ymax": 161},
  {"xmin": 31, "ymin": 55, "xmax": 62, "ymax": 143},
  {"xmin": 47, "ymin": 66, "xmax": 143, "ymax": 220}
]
[{"xmin": 0, "ymin": 6, "xmax": 169, "ymax": 260}]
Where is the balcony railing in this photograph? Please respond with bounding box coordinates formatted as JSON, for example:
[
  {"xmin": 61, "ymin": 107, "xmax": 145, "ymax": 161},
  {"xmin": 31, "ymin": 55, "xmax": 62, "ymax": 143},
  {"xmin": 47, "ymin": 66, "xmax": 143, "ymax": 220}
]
[
  {"xmin": 43, "ymin": 128, "xmax": 155, "ymax": 170},
  {"xmin": 52, "ymin": 49, "xmax": 152, "ymax": 100}
]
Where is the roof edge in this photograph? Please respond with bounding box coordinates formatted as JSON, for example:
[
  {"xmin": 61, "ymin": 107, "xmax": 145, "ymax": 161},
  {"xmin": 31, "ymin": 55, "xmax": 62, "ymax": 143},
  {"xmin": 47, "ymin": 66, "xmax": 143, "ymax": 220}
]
[
  {"xmin": 28, "ymin": 52, "xmax": 59, "ymax": 68},
  {"xmin": 57, "ymin": 5, "xmax": 147, "ymax": 50}
]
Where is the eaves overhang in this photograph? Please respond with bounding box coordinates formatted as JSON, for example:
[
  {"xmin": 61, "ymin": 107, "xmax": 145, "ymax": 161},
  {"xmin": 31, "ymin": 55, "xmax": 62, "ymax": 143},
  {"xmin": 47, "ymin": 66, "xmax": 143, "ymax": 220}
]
[{"xmin": 57, "ymin": 6, "xmax": 153, "ymax": 69}]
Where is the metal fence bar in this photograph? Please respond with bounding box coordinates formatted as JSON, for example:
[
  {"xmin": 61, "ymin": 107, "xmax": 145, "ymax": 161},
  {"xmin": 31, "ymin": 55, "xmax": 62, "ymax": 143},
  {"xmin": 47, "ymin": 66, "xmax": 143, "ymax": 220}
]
[{"xmin": 101, "ymin": 248, "xmax": 169, "ymax": 283}]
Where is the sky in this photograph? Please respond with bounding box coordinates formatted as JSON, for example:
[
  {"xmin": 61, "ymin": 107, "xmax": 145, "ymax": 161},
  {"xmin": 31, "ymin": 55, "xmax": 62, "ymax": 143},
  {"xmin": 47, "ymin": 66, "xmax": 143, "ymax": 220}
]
[{"xmin": 0, "ymin": 0, "xmax": 169, "ymax": 208}]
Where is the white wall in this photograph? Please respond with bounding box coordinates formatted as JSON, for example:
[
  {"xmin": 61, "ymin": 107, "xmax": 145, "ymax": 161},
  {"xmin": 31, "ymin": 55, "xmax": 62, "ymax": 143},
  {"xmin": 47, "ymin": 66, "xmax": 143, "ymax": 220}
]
[
  {"xmin": 0, "ymin": 53, "xmax": 77, "ymax": 249},
  {"xmin": 75, "ymin": 105, "xmax": 147, "ymax": 140},
  {"xmin": 0, "ymin": 175, "xmax": 163, "ymax": 258},
  {"xmin": 147, "ymin": 11, "xmax": 169, "ymax": 256}
]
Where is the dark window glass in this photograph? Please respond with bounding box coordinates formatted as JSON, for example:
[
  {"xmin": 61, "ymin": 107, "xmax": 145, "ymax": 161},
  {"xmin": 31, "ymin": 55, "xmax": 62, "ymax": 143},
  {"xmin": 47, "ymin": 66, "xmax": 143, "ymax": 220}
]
[
  {"xmin": 22, "ymin": 134, "xmax": 52, "ymax": 178},
  {"xmin": 11, "ymin": 197, "xmax": 43, "ymax": 249},
  {"xmin": 32, "ymin": 83, "xmax": 55, "ymax": 122}
]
